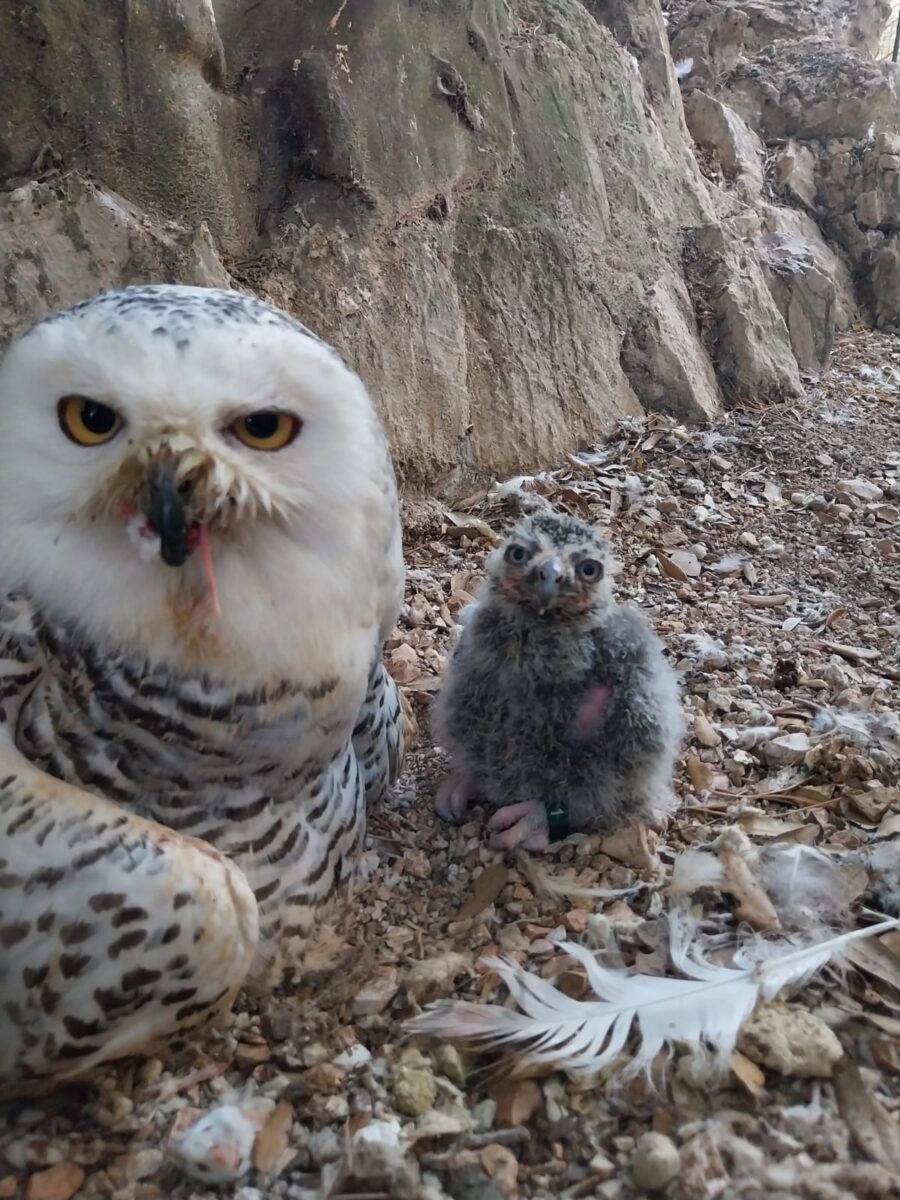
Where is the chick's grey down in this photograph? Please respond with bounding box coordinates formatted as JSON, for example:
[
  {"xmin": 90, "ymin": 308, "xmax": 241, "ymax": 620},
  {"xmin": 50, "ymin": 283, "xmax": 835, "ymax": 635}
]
[{"xmin": 433, "ymin": 511, "xmax": 683, "ymax": 850}]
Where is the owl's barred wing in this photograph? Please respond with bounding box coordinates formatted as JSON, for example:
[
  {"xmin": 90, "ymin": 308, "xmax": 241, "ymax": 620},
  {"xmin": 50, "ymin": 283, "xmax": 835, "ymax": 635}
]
[
  {"xmin": 353, "ymin": 658, "xmax": 407, "ymax": 807},
  {"xmin": 0, "ymin": 739, "xmax": 259, "ymax": 1097}
]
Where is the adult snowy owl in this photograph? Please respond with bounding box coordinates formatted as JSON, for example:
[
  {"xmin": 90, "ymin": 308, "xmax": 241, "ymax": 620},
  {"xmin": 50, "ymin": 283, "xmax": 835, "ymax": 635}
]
[{"xmin": 0, "ymin": 285, "xmax": 407, "ymax": 1096}]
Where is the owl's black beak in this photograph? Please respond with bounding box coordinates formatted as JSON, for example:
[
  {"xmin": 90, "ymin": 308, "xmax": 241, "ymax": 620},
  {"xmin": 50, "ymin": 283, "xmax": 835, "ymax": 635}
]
[
  {"xmin": 532, "ymin": 557, "xmax": 563, "ymax": 613},
  {"xmin": 146, "ymin": 462, "xmax": 189, "ymax": 568}
]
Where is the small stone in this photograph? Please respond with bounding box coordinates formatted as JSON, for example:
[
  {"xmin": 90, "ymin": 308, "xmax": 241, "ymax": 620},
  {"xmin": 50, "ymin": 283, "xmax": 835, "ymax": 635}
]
[
  {"xmin": 433, "ymin": 1043, "xmax": 468, "ymax": 1086},
  {"xmin": 0, "ymin": 1180, "xmax": 18, "ymax": 1200},
  {"xmin": 23, "ymin": 1164, "xmax": 86, "ymax": 1200},
  {"xmin": 836, "ymin": 478, "xmax": 884, "ymax": 502},
  {"xmin": 297, "ymin": 1062, "xmax": 346, "ymax": 1093},
  {"xmin": 738, "ymin": 1002, "xmax": 844, "ymax": 1077},
  {"xmin": 351, "ymin": 965, "xmax": 400, "ymax": 1015},
  {"xmin": 445, "ymin": 1163, "xmax": 506, "ymax": 1200},
  {"xmin": 739, "ymin": 531, "xmax": 759, "ymax": 549},
  {"xmin": 348, "ymin": 1121, "xmax": 421, "ymax": 1199},
  {"xmin": 390, "ymin": 1049, "xmax": 437, "ymax": 1116},
  {"xmin": 563, "ymin": 908, "xmax": 589, "ymax": 933},
  {"xmin": 235, "ymin": 1042, "xmax": 271, "ymax": 1069},
  {"xmin": 299, "ymin": 1041, "xmax": 330, "ymax": 1066},
  {"xmin": 471, "ymin": 1100, "xmax": 497, "ymax": 1133},
  {"xmin": 334, "ymin": 1043, "xmax": 372, "ymax": 1071},
  {"xmin": 589, "ymin": 1151, "xmax": 616, "ymax": 1179},
  {"xmin": 631, "ymin": 1133, "xmax": 681, "ymax": 1192},
  {"xmin": 480, "ymin": 1144, "xmax": 519, "ymax": 1195}
]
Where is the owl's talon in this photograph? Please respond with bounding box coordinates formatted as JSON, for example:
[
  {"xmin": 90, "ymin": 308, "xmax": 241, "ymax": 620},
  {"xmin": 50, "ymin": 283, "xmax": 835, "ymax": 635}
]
[
  {"xmin": 435, "ymin": 772, "xmax": 477, "ymax": 824},
  {"xmin": 488, "ymin": 799, "xmax": 550, "ymax": 851}
]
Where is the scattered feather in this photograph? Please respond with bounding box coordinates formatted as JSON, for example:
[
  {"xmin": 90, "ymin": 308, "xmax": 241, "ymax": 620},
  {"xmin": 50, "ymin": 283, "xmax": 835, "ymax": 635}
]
[
  {"xmin": 406, "ymin": 915, "xmax": 900, "ymax": 1077},
  {"xmin": 670, "ymin": 849, "xmax": 724, "ymax": 896},
  {"xmin": 674, "ymin": 56, "xmax": 694, "ymax": 80},
  {"xmin": 759, "ymin": 845, "xmax": 850, "ymax": 928}
]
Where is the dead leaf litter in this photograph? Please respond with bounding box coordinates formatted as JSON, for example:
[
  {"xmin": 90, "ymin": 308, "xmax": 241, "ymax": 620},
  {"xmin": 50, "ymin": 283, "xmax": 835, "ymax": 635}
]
[{"xmin": 4, "ymin": 331, "xmax": 900, "ymax": 1198}]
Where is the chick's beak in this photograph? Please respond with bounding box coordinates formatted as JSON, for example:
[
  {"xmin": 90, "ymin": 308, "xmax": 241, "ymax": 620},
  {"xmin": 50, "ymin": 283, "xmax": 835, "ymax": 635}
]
[
  {"xmin": 145, "ymin": 461, "xmax": 189, "ymax": 568},
  {"xmin": 532, "ymin": 556, "xmax": 563, "ymax": 613}
]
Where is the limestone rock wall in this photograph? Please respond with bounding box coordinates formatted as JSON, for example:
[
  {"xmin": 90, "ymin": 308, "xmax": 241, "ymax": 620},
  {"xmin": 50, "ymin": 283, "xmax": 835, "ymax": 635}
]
[{"xmin": 1, "ymin": 0, "xmax": 897, "ymax": 492}]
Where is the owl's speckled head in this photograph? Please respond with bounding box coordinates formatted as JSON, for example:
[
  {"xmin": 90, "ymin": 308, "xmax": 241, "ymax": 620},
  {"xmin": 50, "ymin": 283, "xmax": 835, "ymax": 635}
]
[
  {"xmin": 486, "ymin": 510, "xmax": 613, "ymax": 616},
  {"xmin": 0, "ymin": 285, "xmax": 403, "ymax": 680}
]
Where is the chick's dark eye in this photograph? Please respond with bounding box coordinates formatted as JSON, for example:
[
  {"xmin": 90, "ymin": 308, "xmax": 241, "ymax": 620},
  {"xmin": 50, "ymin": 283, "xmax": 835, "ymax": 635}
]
[
  {"xmin": 504, "ymin": 544, "xmax": 528, "ymax": 565},
  {"xmin": 578, "ymin": 559, "xmax": 603, "ymax": 580}
]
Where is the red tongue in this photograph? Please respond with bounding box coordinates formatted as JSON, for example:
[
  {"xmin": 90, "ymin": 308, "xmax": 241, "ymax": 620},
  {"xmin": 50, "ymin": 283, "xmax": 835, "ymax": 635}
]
[
  {"xmin": 120, "ymin": 506, "xmax": 221, "ymax": 618},
  {"xmin": 198, "ymin": 524, "xmax": 222, "ymax": 618}
]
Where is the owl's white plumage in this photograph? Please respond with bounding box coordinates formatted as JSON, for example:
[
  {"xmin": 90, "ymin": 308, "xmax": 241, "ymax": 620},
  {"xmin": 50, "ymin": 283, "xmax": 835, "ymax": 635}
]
[{"xmin": 0, "ymin": 286, "xmax": 407, "ymax": 1095}]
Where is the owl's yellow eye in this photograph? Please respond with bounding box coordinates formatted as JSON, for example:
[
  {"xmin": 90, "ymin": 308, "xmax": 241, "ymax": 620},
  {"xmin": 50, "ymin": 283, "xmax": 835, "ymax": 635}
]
[
  {"xmin": 57, "ymin": 396, "xmax": 123, "ymax": 446},
  {"xmin": 230, "ymin": 410, "xmax": 301, "ymax": 451}
]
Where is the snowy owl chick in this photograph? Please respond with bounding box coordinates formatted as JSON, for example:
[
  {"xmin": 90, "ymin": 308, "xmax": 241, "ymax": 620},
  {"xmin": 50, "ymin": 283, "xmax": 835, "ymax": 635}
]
[
  {"xmin": 433, "ymin": 511, "xmax": 682, "ymax": 850},
  {"xmin": 0, "ymin": 285, "xmax": 407, "ymax": 1096}
]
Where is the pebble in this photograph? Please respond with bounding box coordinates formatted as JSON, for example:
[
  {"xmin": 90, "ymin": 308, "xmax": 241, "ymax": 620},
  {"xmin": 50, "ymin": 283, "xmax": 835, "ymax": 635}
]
[
  {"xmin": 630, "ymin": 1132, "xmax": 681, "ymax": 1191},
  {"xmin": 738, "ymin": 1002, "xmax": 844, "ymax": 1077},
  {"xmin": 390, "ymin": 1049, "xmax": 437, "ymax": 1117}
]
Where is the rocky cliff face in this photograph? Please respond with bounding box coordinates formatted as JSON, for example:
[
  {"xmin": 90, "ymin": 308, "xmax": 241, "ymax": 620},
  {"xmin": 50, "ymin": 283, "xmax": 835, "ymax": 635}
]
[{"xmin": 1, "ymin": 1, "xmax": 898, "ymax": 493}]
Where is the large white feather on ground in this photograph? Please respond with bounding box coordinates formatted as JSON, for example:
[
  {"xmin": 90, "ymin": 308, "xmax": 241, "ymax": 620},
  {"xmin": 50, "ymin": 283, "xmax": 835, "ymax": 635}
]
[{"xmin": 407, "ymin": 913, "xmax": 900, "ymax": 1076}]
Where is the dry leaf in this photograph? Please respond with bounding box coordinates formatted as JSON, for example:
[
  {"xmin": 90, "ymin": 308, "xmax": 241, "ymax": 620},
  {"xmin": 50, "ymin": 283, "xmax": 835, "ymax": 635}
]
[
  {"xmin": 669, "ymin": 549, "xmax": 702, "ymax": 577},
  {"xmin": 658, "ymin": 552, "xmax": 688, "ymax": 582},
  {"xmin": 844, "ymin": 938, "xmax": 900, "ymax": 995},
  {"xmin": 252, "ymin": 1100, "xmax": 294, "ymax": 1176},
  {"xmin": 693, "ymin": 712, "xmax": 720, "ymax": 748},
  {"xmin": 820, "ymin": 640, "xmax": 881, "ymax": 663},
  {"xmin": 737, "ymin": 813, "xmax": 808, "ymax": 838},
  {"xmin": 686, "ymin": 756, "xmax": 714, "ymax": 792},
  {"xmin": 454, "ymin": 864, "xmax": 509, "ymax": 921},
  {"xmin": 833, "ymin": 1058, "xmax": 900, "ymax": 1171},
  {"xmin": 600, "ymin": 823, "xmax": 659, "ymax": 872},
  {"xmin": 718, "ymin": 848, "xmax": 781, "ymax": 932}
]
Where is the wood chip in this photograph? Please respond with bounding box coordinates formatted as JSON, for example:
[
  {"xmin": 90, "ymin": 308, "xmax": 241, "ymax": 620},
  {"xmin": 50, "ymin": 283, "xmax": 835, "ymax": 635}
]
[
  {"xmin": 252, "ymin": 1100, "xmax": 294, "ymax": 1176},
  {"xmin": 491, "ymin": 1078, "xmax": 542, "ymax": 1128},
  {"xmin": 23, "ymin": 1165, "xmax": 86, "ymax": 1200},
  {"xmin": 454, "ymin": 864, "xmax": 509, "ymax": 921},
  {"xmin": 743, "ymin": 593, "xmax": 792, "ymax": 608},
  {"xmin": 729, "ymin": 1050, "xmax": 765, "ymax": 1095}
]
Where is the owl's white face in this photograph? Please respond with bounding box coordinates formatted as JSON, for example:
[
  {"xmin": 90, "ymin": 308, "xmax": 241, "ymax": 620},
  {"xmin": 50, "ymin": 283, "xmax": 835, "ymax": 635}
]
[{"xmin": 0, "ymin": 287, "xmax": 403, "ymax": 687}]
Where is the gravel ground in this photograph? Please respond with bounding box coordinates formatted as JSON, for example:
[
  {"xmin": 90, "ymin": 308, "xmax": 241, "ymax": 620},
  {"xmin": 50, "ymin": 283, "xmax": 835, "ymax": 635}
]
[{"xmin": 4, "ymin": 328, "xmax": 900, "ymax": 1200}]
